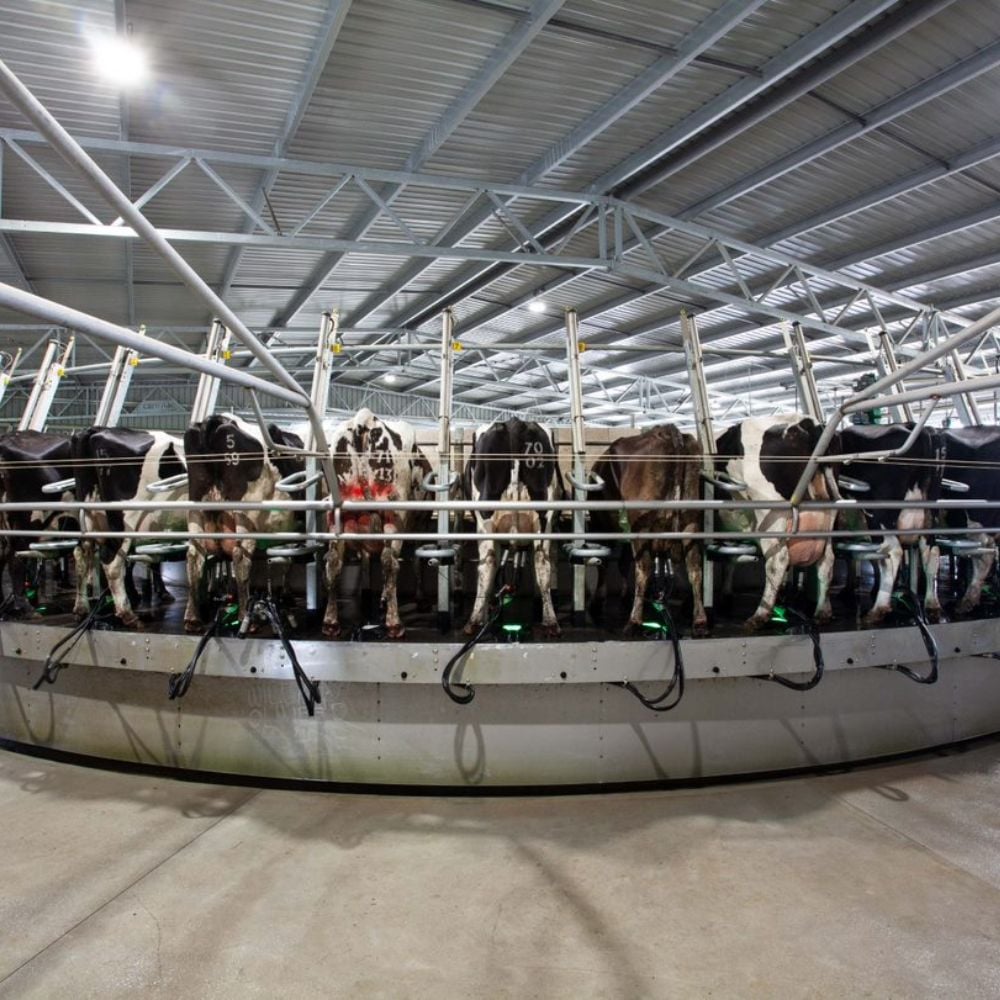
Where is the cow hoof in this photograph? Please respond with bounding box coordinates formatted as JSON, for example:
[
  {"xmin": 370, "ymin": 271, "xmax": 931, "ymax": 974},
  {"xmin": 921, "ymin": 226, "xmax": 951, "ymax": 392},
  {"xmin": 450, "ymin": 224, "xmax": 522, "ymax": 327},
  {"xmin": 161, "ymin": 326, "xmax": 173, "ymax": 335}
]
[
  {"xmin": 386, "ymin": 623, "xmax": 406, "ymax": 639},
  {"xmin": 321, "ymin": 622, "xmax": 342, "ymax": 639},
  {"xmin": 925, "ymin": 605, "xmax": 942, "ymax": 624},
  {"xmin": 119, "ymin": 614, "xmax": 144, "ymax": 630},
  {"xmin": 157, "ymin": 591, "xmax": 176, "ymax": 605},
  {"xmin": 955, "ymin": 600, "xmax": 976, "ymax": 616},
  {"xmin": 184, "ymin": 619, "xmax": 203, "ymax": 634},
  {"xmin": 814, "ymin": 611, "xmax": 834, "ymax": 627},
  {"xmin": 692, "ymin": 618, "xmax": 710, "ymax": 638},
  {"xmin": 861, "ymin": 611, "xmax": 887, "ymax": 629},
  {"xmin": 622, "ymin": 620, "xmax": 643, "ymax": 638},
  {"xmin": 743, "ymin": 616, "xmax": 767, "ymax": 634},
  {"xmin": 541, "ymin": 622, "xmax": 561, "ymax": 639},
  {"xmin": 463, "ymin": 620, "xmax": 481, "ymax": 636}
]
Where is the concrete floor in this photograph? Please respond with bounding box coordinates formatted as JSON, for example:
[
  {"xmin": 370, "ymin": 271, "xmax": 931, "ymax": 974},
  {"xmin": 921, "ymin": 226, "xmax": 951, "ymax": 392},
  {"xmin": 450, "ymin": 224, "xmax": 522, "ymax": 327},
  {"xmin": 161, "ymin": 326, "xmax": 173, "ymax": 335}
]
[{"xmin": 0, "ymin": 743, "xmax": 998, "ymax": 999}]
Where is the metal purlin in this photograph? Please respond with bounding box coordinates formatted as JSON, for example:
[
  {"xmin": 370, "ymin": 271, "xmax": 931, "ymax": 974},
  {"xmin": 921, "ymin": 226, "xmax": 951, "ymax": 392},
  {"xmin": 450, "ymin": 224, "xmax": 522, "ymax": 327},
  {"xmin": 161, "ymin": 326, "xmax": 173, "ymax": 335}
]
[{"xmin": 18, "ymin": 338, "xmax": 73, "ymax": 432}]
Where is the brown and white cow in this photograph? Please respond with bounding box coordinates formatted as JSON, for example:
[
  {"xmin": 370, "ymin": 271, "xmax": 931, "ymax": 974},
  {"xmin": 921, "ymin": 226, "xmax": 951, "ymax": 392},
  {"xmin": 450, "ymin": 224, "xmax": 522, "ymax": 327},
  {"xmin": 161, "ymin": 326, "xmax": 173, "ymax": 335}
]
[
  {"xmin": 462, "ymin": 417, "xmax": 563, "ymax": 637},
  {"xmin": 183, "ymin": 413, "xmax": 304, "ymax": 632},
  {"xmin": 322, "ymin": 408, "xmax": 430, "ymax": 639},
  {"xmin": 590, "ymin": 424, "xmax": 707, "ymax": 636},
  {"xmin": 715, "ymin": 414, "xmax": 840, "ymax": 631}
]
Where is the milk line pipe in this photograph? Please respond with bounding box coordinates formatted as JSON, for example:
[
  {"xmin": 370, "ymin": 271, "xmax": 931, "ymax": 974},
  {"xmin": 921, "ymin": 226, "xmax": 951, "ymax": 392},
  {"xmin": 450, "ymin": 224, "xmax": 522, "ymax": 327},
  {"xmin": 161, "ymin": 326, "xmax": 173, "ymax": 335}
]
[
  {"xmin": 2, "ymin": 525, "xmax": 993, "ymax": 543},
  {"xmin": 0, "ymin": 58, "xmax": 336, "ymax": 502},
  {"xmin": 11, "ymin": 497, "xmax": 1000, "ymax": 514},
  {"xmin": 790, "ymin": 299, "xmax": 1000, "ymax": 505}
]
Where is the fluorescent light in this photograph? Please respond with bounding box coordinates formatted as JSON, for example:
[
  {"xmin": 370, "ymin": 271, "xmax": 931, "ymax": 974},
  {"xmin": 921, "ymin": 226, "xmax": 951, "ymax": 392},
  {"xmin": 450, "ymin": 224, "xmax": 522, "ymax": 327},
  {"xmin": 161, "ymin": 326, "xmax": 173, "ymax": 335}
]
[
  {"xmin": 384, "ymin": 373, "xmax": 398, "ymax": 385},
  {"xmin": 89, "ymin": 33, "xmax": 149, "ymax": 88},
  {"xmin": 527, "ymin": 298, "xmax": 547, "ymax": 314}
]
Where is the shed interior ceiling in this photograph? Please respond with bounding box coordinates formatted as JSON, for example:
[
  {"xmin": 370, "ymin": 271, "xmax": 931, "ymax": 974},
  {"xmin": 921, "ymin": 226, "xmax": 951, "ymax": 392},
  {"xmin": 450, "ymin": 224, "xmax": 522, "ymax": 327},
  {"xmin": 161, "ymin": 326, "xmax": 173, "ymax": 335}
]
[{"xmin": 1, "ymin": 0, "xmax": 1000, "ymax": 430}]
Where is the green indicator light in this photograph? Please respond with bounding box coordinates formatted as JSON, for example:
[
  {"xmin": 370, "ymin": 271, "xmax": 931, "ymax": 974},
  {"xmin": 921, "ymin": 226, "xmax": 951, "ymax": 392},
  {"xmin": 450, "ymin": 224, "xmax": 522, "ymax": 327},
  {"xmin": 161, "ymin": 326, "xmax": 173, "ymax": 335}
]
[
  {"xmin": 641, "ymin": 621, "xmax": 665, "ymax": 631},
  {"xmin": 502, "ymin": 595, "xmax": 514, "ymax": 607},
  {"xmin": 651, "ymin": 601, "xmax": 664, "ymax": 612},
  {"xmin": 501, "ymin": 623, "xmax": 523, "ymax": 633},
  {"xmin": 771, "ymin": 606, "xmax": 789, "ymax": 624}
]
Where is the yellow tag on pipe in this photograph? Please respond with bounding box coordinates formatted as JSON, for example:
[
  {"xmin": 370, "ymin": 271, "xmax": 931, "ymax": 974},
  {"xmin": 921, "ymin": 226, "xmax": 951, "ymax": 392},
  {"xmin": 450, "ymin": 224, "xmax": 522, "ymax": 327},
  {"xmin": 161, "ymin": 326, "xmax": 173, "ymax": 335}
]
[
  {"xmin": 579, "ymin": 341, "xmax": 587, "ymax": 353},
  {"xmin": 453, "ymin": 341, "xmax": 462, "ymax": 352}
]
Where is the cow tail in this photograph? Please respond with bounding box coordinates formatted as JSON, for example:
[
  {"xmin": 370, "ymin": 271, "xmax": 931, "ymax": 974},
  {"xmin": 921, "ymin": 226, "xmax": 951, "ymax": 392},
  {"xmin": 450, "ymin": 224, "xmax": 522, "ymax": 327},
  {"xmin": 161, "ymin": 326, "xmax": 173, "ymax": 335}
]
[{"xmin": 70, "ymin": 427, "xmax": 101, "ymax": 503}]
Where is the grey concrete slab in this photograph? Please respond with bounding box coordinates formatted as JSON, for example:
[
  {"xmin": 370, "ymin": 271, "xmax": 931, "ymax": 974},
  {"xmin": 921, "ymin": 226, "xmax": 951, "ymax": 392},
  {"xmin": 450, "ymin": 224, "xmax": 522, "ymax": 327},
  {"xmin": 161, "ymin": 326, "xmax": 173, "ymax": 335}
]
[
  {"xmin": 0, "ymin": 751, "xmax": 256, "ymax": 982},
  {"xmin": 822, "ymin": 742, "xmax": 1000, "ymax": 891},
  {"xmin": 0, "ymin": 744, "xmax": 998, "ymax": 999}
]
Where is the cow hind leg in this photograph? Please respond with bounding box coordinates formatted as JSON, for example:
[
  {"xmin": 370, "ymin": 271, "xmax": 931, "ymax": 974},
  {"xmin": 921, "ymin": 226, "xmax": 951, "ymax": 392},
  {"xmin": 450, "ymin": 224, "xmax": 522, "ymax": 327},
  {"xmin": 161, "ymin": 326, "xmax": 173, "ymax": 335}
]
[
  {"xmin": 231, "ymin": 545, "xmax": 254, "ymax": 630},
  {"xmin": 862, "ymin": 537, "xmax": 902, "ymax": 627},
  {"xmin": 956, "ymin": 535, "xmax": 995, "ymax": 614},
  {"xmin": 919, "ymin": 536, "xmax": 942, "ymax": 622},
  {"xmin": 813, "ymin": 542, "xmax": 836, "ymax": 626},
  {"xmin": 184, "ymin": 545, "xmax": 206, "ymax": 633},
  {"xmin": 682, "ymin": 537, "xmax": 708, "ymax": 637},
  {"xmin": 534, "ymin": 539, "xmax": 560, "ymax": 638},
  {"xmin": 322, "ymin": 541, "xmax": 346, "ymax": 638},
  {"xmin": 105, "ymin": 544, "xmax": 142, "ymax": 629},
  {"xmin": 625, "ymin": 548, "xmax": 652, "ymax": 635},
  {"xmin": 382, "ymin": 539, "xmax": 405, "ymax": 638},
  {"xmin": 73, "ymin": 541, "xmax": 94, "ymax": 618},
  {"xmin": 746, "ymin": 545, "xmax": 790, "ymax": 632},
  {"xmin": 465, "ymin": 539, "xmax": 498, "ymax": 635}
]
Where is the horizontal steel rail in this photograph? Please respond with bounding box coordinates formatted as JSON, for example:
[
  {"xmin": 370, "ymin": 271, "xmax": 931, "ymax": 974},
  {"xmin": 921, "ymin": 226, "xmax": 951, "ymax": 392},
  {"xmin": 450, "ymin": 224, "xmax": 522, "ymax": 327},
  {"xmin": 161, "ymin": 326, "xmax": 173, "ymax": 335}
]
[{"xmin": 6, "ymin": 498, "xmax": 1000, "ymax": 514}]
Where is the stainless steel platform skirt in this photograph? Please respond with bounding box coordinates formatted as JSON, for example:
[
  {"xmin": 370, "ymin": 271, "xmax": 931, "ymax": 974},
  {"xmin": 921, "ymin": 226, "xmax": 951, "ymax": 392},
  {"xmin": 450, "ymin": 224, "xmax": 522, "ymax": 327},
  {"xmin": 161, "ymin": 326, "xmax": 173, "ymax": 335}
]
[{"xmin": 2, "ymin": 621, "xmax": 999, "ymax": 787}]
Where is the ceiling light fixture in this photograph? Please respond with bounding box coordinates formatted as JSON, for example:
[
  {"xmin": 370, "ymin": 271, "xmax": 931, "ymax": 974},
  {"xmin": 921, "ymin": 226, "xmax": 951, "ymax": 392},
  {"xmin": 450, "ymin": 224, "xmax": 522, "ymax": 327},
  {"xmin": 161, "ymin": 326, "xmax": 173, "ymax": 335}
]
[
  {"xmin": 384, "ymin": 373, "xmax": 398, "ymax": 385},
  {"xmin": 89, "ymin": 32, "xmax": 149, "ymax": 89},
  {"xmin": 527, "ymin": 298, "xmax": 547, "ymax": 314}
]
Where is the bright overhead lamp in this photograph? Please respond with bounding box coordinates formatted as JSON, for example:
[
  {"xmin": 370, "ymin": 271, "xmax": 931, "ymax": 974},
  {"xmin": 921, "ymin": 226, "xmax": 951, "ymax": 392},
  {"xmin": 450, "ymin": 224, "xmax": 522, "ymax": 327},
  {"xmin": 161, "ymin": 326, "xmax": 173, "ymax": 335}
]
[
  {"xmin": 89, "ymin": 33, "xmax": 149, "ymax": 89},
  {"xmin": 527, "ymin": 298, "xmax": 547, "ymax": 314},
  {"xmin": 384, "ymin": 372, "xmax": 398, "ymax": 385}
]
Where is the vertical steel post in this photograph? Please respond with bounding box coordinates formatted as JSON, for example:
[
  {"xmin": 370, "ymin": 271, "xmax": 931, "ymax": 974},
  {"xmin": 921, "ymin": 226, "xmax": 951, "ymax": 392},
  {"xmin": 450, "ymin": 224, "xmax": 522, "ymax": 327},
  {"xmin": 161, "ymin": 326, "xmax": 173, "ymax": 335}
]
[
  {"xmin": 565, "ymin": 308, "xmax": 589, "ymax": 625},
  {"xmin": 436, "ymin": 308, "xmax": 456, "ymax": 632},
  {"xmin": 782, "ymin": 321, "xmax": 824, "ymax": 421},
  {"xmin": 944, "ymin": 346, "xmax": 982, "ymax": 426},
  {"xmin": 19, "ymin": 337, "xmax": 73, "ymax": 431},
  {"xmin": 92, "ymin": 344, "xmax": 139, "ymax": 427},
  {"xmin": 303, "ymin": 310, "xmax": 338, "ymax": 611},
  {"xmin": 680, "ymin": 311, "xmax": 716, "ymax": 611},
  {"xmin": 16, "ymin": 341, "xmax": 57, "ymax": 431},
  {"xmin": 871, "ymin": 328, "xmax": 915, "ymax": 423},
  {"xmin": 189, "ymin": 321, "xmax": 230, "ymax": 425}
]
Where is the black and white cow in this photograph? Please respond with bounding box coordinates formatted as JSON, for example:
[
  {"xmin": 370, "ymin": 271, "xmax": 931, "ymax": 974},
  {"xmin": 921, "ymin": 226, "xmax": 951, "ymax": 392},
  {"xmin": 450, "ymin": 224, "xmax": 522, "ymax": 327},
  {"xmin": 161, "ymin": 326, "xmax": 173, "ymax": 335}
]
[
  {"xmin": 838, "ymin": 423, "xmax": 944, "ymax": 624},
  {"xmin": 463, "ymin": 417, "xmax": 563, "ymax": 637},
  {"xmin": 715, "ymin": 415, "xmax": 840, "ymax": 630},
  {"xmin": 0, "ymin": 430, "xmax": 76, "ymax": 614},
  {"xmin": 590, "ymin": 424, "xmax": 708, "ymax": 635},
  {"xmin": 940, "ymin": 426, "xmax": 1000, "ymax": 613},
  {"xmin": 71, "ymin": 427, "xmax": 187, "ymax": 627},
  {"xmin": 322, "ymin": 407, "xmax": 431, "ymax": 639},
  {"xmin": 184, "ymin": 413, "xmax": 304, "ymax": 633}
]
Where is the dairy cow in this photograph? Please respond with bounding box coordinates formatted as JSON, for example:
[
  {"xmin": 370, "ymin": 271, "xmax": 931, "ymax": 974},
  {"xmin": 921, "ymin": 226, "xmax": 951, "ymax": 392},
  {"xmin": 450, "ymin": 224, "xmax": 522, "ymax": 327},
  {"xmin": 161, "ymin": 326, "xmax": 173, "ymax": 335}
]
[
  {"xmin": 184, "ymin": 413, "xmax": 304, "ymax": 632},
  {"xmin": 838, "ymin": 424, "xmax": 944, "ymax": 624},
  {"xmin": 463, "ymin": 417, "xmax": 563, "ymax": 637},
  {"xmin": 0, "ymin": 430, "xmax": 76, "ymax": 614},
  {"xmin": 71, "ymin": 427, "xmax": 187, "ymax": 627},
  {"xmin": 322, "ymin": 407, "xmax": 431, "ymax": 638},
  {"xmin": 940, "ymin": 426, "xmax": 1000, "ymax": 613},
  {"xmin": 715, "ymin": 415, "xmax": 840, "ymax": 630},
  {"xmin": 590, "ymin": 424, "xmax": 707, "ymax": 635}
]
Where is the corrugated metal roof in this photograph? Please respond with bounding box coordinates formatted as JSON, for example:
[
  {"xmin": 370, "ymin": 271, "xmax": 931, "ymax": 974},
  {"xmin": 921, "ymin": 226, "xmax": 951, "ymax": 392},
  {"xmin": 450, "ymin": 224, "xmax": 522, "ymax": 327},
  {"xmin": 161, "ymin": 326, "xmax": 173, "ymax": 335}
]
[{"xmin": 2, "ymin": 0, "xmax": 1000, "ymax": 428}]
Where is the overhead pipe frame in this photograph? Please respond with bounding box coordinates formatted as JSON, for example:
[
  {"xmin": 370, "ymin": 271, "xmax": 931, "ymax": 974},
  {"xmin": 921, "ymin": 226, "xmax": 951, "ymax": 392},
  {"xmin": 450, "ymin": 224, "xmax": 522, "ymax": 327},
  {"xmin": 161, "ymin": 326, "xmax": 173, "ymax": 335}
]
[
  {"xmin": 789, "ymin": 300, "xmax": 1000, "ymax": 505},
  {"xmin": 0, "ymin": 57, "xmax": 338, "ymax": 506}
]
